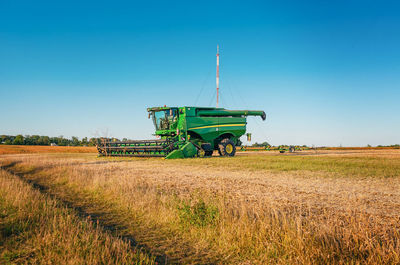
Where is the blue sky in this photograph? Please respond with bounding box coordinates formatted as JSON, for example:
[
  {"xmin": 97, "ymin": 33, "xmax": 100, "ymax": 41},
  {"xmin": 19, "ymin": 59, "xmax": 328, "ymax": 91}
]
[{"xmin": 1, "ymin": 0, "xmax": 399, "ymax": 146}]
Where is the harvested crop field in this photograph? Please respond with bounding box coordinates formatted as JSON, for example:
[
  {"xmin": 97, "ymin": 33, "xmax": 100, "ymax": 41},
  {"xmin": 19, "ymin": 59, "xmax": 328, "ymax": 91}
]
[
  {"xmin": 0, "ymin": 145, "xmax": 96, "ymax": 155},
  {"xmin": 1, "ymin": 149, "xmax": 400, "ymax": 264}
]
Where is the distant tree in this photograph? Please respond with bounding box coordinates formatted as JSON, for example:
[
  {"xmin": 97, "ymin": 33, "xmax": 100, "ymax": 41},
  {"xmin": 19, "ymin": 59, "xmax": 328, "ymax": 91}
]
[
  {"xmin": 81, "ymin": 137, "xmax": 88, "ymax": 146},
  {"xmin": 50, "ymin": 137, "xmax": 59, "ymax": 145},
  {"xmin": 31, "ymin": 135, "xmax": 40, "ymax": 145},
  {"xmin": 253, "ymin": 141, "xmax": 270, "ymax": 147},
  {"xmin": 13, "ymin": 135, "xmax": 24, "ymax": 145},
  {"xmin": 71, "ymin": 136, "xmax": 80, "ymax": 146},
  {"xmin": 89, "ymin": 138, "xmax": 98, "ymax": 146},
  {"xmin": 41, "ymin": 136, "xmax": 50, "ymax": 145},
  {"xmin": 262, "ymin": 141, "xmax": 270, "ymax": 147},
  {"xmin": 1, "ymin": 135, "xmax": 13, "ymax": 144},
  {"xmin": 58, "ymin": 136, "xmax": 68, "ymax": 146},
  {"xmin": 24, "ymin": 135, "xmax": 32, "ymax": 145},
  {"xmin": 2, "ymin": 135, "xmax": 13, "ymax": 145}
]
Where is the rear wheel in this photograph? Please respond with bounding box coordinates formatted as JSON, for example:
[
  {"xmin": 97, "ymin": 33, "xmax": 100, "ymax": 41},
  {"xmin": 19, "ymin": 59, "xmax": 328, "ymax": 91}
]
[{"xmin": 218, "ymin": 138, "xmax": 236, "ymax": 157}]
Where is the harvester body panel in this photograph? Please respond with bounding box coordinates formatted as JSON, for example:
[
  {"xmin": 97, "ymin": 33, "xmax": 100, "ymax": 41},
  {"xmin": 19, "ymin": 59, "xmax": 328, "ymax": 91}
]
[{"xmin": 186, "ymin": 116, "xmax": 246, "ymax": 146}]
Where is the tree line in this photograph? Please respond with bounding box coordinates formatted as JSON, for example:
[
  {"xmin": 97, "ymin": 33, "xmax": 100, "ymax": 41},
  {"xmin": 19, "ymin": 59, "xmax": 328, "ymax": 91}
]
[{"xmin": 0, "ymin": 135, "xmax": 103, "ymax": 146}]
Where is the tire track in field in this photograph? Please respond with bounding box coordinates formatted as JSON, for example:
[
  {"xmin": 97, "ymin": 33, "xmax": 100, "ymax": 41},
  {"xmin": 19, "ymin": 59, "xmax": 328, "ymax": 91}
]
[{"xmin": 0, "ymin": 161, "xmax": 170, "ymax": 265}]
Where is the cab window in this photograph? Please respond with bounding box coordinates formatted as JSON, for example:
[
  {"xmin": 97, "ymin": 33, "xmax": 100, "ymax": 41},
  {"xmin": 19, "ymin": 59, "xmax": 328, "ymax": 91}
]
[{"xmin": 153, "ymin": 108, "xmax": 178, "ymax": 130}]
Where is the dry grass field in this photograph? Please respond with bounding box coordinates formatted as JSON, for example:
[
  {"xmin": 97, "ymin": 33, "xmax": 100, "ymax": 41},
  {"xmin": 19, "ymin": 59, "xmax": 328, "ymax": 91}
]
[
  {"xmin": 0, "ymin": 145, "xmax": 96, "ymax": 155},
  {"xmin": 1, "ymin": 148, "xmax": 400, "ymax": 264}
]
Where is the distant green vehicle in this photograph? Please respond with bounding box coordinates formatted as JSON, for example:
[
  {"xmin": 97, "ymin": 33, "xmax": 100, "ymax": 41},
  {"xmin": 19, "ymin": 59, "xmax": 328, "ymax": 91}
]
[
  {"xmin": 240, "ymin": 145, "xmax": 301, "ymax": 153},
  {"xmin": 97, "ymin": 106, "xmax": 266, "ymax": 159},
  {"xmin": 278, "ymin": 145, "xmax": 307, "ymax": 153}
]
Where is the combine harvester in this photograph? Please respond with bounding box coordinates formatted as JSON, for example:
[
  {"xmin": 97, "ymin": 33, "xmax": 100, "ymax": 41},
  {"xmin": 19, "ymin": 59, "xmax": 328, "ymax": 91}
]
[{"xmin": 97, "ymin": 106, "xmax": 266, "ymax": 159}]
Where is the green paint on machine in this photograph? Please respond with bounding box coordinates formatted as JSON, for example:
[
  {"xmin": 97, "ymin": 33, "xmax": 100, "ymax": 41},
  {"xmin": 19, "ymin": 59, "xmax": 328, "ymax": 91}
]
[
  {"xmin": 165, "ymin": 149, "xmax": 185, "ymax": 159},
  {"xmin": 97, "ymin": 106, "xmax": 266, "ymax": 159}
]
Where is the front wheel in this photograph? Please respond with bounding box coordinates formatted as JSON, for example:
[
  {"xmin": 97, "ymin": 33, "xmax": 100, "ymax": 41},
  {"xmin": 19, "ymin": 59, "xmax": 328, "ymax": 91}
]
[{"xmin": 218, "ymin": 138, "xmax": 236, "ymax": 157}]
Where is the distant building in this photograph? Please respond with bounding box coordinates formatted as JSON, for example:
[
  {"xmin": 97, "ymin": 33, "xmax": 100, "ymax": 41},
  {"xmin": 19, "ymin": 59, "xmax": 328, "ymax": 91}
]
[{"xmin": 50, "ymin": 143, "xmax": 57, "ymax": 146}]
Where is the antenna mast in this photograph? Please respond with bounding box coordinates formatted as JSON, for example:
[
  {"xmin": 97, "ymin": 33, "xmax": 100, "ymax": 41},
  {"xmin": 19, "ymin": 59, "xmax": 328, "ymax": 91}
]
[{"xmin": 216, "ymin": 45, "xmax": 219, "ymax": 108}]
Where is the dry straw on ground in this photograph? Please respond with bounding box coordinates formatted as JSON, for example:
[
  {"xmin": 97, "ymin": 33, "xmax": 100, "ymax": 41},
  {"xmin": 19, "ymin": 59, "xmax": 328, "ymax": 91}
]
[{"xmin": 1, "ymin": 149, "xmax": 400, "ymax": 264}]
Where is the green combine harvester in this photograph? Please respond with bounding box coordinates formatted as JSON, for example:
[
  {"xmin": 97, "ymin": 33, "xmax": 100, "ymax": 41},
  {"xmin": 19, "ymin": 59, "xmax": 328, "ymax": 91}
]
[{"xmin": 97, "ymin": 106, "xmax": 266, "ymax": 159}]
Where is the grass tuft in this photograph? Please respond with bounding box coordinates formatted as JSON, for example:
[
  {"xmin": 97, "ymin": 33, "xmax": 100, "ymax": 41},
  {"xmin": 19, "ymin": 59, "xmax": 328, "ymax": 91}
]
[{"xmin": 177, "ymin": 197, "xmax": 220, "ymax": 227}]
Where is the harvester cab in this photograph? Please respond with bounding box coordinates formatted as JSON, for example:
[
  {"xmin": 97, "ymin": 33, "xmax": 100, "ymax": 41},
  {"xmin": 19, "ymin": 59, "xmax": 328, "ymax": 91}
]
[
  {"xmin": 97, "ymin": 106, "xmax": 266, "ymax": 159},
  {"xmin": 148, "ymin": 107, "xmax": 179, "ymax": 136}
]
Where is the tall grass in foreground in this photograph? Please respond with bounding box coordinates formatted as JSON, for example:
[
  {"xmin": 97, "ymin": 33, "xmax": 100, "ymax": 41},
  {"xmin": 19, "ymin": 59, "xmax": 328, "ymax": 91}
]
[
  {"xmin": 2, "ymin": 151, "xmax": 400, "ymax": 264},
  {"xmin": 0, "ymin": 169, "xmax": 154, "ymax": 264}
]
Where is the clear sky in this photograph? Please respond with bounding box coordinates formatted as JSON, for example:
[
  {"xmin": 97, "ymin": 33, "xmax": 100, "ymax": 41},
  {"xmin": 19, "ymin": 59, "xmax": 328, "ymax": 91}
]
[{"xmin": 1, "ymin": 0, "xmax": 399, "ymax": 146}]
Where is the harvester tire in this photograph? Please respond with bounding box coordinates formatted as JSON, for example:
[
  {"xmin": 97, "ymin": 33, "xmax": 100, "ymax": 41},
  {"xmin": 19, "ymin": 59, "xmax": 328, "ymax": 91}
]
[{"xmin": 218, "ymin": 138, "xmax": 236, "ymax": 157}]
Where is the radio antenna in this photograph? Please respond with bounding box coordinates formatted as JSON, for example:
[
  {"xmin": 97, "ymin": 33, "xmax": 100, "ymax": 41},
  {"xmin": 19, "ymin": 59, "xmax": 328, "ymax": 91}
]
[{"xmin": 216, "ymin": 45, "xmax": 220, "ymax": 108}]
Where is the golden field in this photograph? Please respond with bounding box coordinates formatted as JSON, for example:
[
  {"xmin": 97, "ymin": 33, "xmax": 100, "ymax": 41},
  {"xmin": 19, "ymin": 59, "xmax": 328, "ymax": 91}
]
[
  {"xmin": 0, "ymin": 145, "xmax": 97, "ymax": 155},
  {"xmin": 1, "ymin": 148, "xmax": 400, "ymax": 264}
]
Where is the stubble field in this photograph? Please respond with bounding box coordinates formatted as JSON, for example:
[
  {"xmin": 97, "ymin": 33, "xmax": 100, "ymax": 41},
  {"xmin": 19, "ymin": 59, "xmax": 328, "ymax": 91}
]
[{"xmin": 1, "ymin": 147, "xmax": 400, "ymax": 264}]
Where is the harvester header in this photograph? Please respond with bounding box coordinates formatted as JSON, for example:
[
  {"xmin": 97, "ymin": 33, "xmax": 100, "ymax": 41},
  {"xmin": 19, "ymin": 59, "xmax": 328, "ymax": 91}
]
[{"xmin": 97, "ymin": 106, "xmax": 266, "ymax": 159}]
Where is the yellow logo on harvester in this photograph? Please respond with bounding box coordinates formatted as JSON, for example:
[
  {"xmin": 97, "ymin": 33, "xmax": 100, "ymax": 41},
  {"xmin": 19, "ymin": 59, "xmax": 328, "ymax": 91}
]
[{"xmin": 189, "ymin": 124, "xmax": 246, "ymax": 130}]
